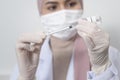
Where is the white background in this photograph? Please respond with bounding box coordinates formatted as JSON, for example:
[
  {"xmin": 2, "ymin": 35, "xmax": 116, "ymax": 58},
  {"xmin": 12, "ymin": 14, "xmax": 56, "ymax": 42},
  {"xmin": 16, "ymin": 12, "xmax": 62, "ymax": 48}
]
[{"xmin": 0, "ymin": 0, "xmax": 120, "ymax": 79}]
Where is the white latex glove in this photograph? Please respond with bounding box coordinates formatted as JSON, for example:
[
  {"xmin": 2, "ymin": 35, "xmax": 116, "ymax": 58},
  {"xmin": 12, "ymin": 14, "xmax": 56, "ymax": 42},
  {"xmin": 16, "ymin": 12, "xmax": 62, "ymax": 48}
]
[
  {"xmin": 76, "ymin": 19, "xmax": 110, "ymax": 75},
  {"xmin": 16, "ymin": 32, "xmax": 46, "ymax": 80}
]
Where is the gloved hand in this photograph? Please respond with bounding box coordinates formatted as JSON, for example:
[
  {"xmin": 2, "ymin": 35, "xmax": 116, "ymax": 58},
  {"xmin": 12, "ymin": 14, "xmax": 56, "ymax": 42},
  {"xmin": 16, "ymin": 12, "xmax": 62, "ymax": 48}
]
[
  {"xmin": 76, "ymin": 19, "xmax": 110, "ymax": 75},
  {"xmin": 16, "ymin": 32, "xmax": 46, "ymax": 80}
]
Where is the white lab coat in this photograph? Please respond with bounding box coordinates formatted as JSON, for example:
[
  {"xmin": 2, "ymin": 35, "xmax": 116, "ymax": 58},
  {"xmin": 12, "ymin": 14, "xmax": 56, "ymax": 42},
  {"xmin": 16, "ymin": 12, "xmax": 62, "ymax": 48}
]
[{"xmin": 10, "ymin": 37, "xmax": 120, "ymax": 80}]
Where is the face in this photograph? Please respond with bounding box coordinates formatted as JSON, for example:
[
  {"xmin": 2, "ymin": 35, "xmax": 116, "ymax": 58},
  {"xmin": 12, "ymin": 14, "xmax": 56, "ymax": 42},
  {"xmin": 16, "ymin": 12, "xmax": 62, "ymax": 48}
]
[{"xmin": 38, "ymin": 0, "xmax": 82, "ymax": 15}]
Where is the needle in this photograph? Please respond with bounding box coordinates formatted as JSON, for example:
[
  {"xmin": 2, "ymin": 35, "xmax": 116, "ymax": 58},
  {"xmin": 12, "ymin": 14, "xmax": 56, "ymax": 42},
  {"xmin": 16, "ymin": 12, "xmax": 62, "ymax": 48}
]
[{"xmin": 47, "ymin": 26, "xmax": 73, "ymax": 35}]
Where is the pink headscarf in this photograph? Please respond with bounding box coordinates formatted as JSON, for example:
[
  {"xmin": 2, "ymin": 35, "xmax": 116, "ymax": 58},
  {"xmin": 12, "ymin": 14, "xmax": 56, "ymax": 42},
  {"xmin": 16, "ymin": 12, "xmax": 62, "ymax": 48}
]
[{"xmin": 37, "ymin": 0, "xmax": 83, "ymax": 15}]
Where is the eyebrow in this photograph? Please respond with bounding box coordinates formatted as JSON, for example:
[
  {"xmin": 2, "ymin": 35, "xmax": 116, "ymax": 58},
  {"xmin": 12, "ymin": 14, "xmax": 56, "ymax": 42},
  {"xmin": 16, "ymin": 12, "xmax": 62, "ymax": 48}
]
[
  {"xmin": 65, "ymin": 0, "xmax": 71, "ymax": 2},
  {"xmin": 44, "ymin": 0, "xmax": 73, "ymax": 5},
  {"xmin": 45, "ymin": 1, "xmax": 58, "ymax": 5}
]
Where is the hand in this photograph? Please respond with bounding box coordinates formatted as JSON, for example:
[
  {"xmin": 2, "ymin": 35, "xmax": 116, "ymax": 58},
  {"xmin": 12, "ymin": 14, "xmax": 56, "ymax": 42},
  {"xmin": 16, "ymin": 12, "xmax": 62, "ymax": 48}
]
[
  {"xmin": 16, "ymin": 32, "xmax": 46, "ymax": 80},
  {"xmin": 76, "ymin": 19, "xmax": 110, "ymax": 74}
]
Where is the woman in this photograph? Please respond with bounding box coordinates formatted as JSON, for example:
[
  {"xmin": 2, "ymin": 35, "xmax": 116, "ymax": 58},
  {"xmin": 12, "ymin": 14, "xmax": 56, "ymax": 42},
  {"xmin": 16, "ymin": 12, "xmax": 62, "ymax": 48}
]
[{"xmin": 10, "ymin": 0, "xmax": 120, "ymax": 80}]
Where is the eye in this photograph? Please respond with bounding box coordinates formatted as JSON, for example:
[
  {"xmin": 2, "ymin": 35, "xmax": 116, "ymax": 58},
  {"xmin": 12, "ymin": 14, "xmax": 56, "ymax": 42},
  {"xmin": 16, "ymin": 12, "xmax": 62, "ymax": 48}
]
[
  {"xmin": 67, "ymin": 2, "xmax": 77, "ymax": 8},
  {"xmin": 47, "ymin": 5, "xmax": 57, "ymax": 11}
]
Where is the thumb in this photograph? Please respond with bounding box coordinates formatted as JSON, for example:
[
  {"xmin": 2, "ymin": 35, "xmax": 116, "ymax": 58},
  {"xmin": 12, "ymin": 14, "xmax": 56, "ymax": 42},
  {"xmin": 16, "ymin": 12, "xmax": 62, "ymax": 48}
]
[{"xmin": 77, "ymin": 31, "xmax": 95, "ymax": 50}]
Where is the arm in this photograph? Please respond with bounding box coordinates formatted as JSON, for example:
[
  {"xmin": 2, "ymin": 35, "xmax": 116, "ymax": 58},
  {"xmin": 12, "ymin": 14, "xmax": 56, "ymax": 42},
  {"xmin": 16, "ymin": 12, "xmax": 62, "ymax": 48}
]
[{"xmin": 76, "ymin": 19, "xmax": 110, "ymax": 75}]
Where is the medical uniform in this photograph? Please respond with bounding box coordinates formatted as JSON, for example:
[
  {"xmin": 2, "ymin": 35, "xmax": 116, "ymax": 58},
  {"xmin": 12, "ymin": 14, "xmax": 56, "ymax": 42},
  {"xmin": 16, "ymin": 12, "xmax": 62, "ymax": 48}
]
[{"xmin": 10, "ymin": 37, "xmax": 120, "ymax": 80}]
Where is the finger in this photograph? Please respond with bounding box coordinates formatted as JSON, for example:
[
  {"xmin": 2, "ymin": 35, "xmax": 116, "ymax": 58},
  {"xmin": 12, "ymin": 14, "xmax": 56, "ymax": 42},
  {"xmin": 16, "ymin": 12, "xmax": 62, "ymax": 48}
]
[
  {"xmin": 30, "ymin": 44, "xmax": 41, "ymax": 64},
  {"xmin": 76, "ymin": 26, "xmax": 93, "ymax": 38},
  {"xmin": 16, "ymin": 43, "xmax": 30, "ymax": 65},
  {"xmin": 28, "ymin": 43, "xmax": 41, "ymax": 52},
  {"xmin": 77, "ymin": 31, "xmax": 95, "ymax": 49},
  {"xmin": 33, "ymin": 44, "xmax": 41, "ymax": 50},
  {"xmin": 78, "ymin": 18, "xmax": 99, "ymax": 25},
  {"xmin": 16, "ymin": 42, "xmax": 29, "ymax": 50},
  {"xmin": 76, "ymin": 24, "xmax": 95, "ymax": 33},
  {"xmin": 32, "ymin": 51, "xmax": 40, "ymax": 65},
  {"xmin": 78, "ymin": 19, "xmax": 92, "ymax": 25},
  {"xmin": 16, "ymin": 42, "xmax": 35, "ymax": 52},
  {"xmin": 18, "ymin": 32, "xmax": 46, "ymax": 44},
  {"xmin": 76, "ymin": 23, "xmax": 101, "ymax": 36}
]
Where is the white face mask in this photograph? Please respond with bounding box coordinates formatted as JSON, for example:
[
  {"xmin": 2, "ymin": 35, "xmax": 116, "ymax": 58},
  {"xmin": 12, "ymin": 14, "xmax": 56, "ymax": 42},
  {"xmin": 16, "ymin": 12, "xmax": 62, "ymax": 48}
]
[{"xmin": 40, "ymin": 10, "xmax": 83, "ymax": 40}]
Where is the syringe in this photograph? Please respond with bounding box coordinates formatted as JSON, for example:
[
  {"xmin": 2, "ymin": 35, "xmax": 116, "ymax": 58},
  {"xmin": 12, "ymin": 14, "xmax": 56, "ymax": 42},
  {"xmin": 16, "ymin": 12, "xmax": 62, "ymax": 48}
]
[
  {"xmin": 47, "ymin": 24, "xmax": 76, "ymax": 36},
  {"xmin": 47, "ymin": 16, "xmax": 102, "ymax": 35}
]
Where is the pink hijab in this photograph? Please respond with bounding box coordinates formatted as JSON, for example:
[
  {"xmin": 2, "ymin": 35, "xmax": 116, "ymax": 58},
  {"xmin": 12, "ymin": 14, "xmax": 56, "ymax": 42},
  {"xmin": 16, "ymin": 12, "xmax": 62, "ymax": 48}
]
[{"xmin": 74, "ymin": 35, "xmax": 90, "ymax": 80}]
